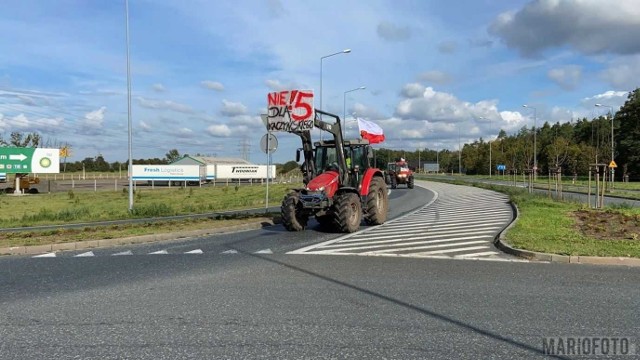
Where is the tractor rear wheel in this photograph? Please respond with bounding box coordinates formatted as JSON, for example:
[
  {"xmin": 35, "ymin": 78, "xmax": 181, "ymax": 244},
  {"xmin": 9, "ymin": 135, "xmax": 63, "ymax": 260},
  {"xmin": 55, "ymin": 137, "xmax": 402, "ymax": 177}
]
[
  {"xmin": 391, "ymin": 175, "xmax": 397, "ymax": 189},
  {"xmin": 407, "ymin": 175, "xmax": 414, "ymax": 189},
  {"xmin": 281, "ymin": 192, "xmax": 308, "ymax": 231},
  {"xmin": 332, "ymin": 192, "xmax": 362, "ymax": 233},
  {"xmin": 365, "ymin": 177, "xmax": 388, "ymax": 225}
]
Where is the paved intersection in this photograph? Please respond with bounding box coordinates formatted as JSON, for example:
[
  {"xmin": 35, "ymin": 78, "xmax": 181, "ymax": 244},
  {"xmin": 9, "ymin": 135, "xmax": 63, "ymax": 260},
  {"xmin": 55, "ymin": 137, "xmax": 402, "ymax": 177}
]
[{"xmin": 289, "ymin": 181, "xmax": 525, "ymax": 262}]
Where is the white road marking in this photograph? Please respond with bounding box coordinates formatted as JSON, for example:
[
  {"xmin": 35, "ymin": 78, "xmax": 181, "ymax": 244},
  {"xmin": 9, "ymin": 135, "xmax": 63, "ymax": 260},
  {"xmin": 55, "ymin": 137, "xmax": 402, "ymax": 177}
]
[
  {"xmin": 74, "ymin": 251, "xmax": 95, "ymax": 257},
  {"xmin": 254, "ymin": 249, "xmax": 273, "ymax": 254},
  {"xmin": 289, "ymin": 181, "xmax": 519, "ymax": 262},
  {"xmin": 318, "ymin": 236, "xmax": 492, "ymax": 254},
  {"xmin": 221, "ymin": 249, "xmax": 238, "ymax": 254},
  {"xmin": 112, "ymin": 250, "xmax": 133, "ymax": 256},
  {"xmin": 413, "ymin": 245, "xmax": 490, "ymax": 255},
  {"xmin": 184, "ymin": 249, "xmax": 203, "ymax": 254},
  {"xmin": 148, "ymin": 249, "xmax": 168, "ymax": 255},
  {"xmin": 360, "ymin": 240, "xmax": 488, "ymax": 255},
  {"xmin": 32, "ymin": 252, "xmax": 56, "ymax": 258},
  {"xmin": 454, "ymin": 251, "xmax": 499, "ymax": 258}
]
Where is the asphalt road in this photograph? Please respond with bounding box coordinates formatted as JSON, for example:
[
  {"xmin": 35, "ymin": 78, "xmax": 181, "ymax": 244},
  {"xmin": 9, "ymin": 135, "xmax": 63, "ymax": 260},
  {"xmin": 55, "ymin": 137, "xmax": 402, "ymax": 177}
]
[{"xmin": 1, "ymin": 182, "xmax": 639, "ymax": 359}]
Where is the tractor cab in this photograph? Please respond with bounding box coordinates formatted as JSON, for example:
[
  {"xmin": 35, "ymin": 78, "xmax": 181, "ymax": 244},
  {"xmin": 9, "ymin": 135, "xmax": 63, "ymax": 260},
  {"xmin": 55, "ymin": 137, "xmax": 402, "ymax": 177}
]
[{"xmin": 312, "ymin": 139, "xmax": 372, "ymax": 189}]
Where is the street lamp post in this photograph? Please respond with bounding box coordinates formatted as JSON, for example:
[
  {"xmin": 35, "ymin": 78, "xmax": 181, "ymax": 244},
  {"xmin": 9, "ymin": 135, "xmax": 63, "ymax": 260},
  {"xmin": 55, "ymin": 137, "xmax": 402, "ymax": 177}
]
[
  {"xmin": 595, "ymin": 103, "xmax": 615, "ymax": 188},
  {"xmin": 343, "ymin": 86, "xmax": 365, "ymax": 138},
  {"xmin": 320, "ymin": 49, "xmax": 351, "ymax": 140},
  {"xmin": 522, "ymin": 105, "xmax": 537, "ymax": 179},
  {"xmin": 125, "ymin": 0, "xmax": 134, "ymax": 212}
]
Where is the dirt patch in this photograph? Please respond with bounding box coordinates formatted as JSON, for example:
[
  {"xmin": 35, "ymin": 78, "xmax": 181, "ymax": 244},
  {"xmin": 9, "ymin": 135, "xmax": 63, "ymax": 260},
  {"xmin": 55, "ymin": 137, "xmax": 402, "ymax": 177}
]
[{"xmin": 573, "ymin": 210, "xmax": 640, "ymax": 241}]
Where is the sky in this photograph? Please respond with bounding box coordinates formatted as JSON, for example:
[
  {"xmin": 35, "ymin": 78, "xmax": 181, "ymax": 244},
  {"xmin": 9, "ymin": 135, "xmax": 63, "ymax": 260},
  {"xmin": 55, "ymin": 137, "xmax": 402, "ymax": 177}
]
[{"xmin": 0, "ymin": 0, "xmax": 638, "ymax": 165}]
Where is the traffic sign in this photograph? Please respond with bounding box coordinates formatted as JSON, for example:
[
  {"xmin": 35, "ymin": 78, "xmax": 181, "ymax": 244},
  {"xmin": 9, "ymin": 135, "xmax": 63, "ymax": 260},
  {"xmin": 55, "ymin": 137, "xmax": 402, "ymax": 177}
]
[
  {"xmin": 609, "ymin": 160, "xmax": 617, "ymax": 168},
  {"xmin": 260, "ymin": 133, "xmax": 278, "ymax": 154},
  {"xmin": 0, "ymin": 147, "xmax": 60, "ymax": 174},
  {"xmin": 497, "ymin": 164, "xmax": 506, "ymax": 171}
]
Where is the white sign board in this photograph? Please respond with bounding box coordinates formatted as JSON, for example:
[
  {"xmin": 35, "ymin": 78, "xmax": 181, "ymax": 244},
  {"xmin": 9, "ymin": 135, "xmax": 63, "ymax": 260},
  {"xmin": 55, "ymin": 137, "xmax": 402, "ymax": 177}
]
[
  {"xmin": 131, "ymin": 165, "xmax": 204, "ymax": 181},
  {"xmin": 267, "ymin": 89, "xmax": 314, "ymax": 132},
  {"xmin": 215, "ymin": 165, "xmax": 276, "ymax": 180}
]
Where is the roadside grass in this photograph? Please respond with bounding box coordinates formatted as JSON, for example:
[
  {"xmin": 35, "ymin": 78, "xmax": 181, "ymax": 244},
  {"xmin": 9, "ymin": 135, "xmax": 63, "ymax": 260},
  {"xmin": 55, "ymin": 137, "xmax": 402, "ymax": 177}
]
[
  {"xmin": 422, "ymin": 177, "xmax": 640, "ymax": 258},
  {"xmin": 0, "ymin": 214, "xmax": 278, "ymax": 248},
  {"xmin": 0, "ymin": 183, "xmax": 294, "ymax": 228}
]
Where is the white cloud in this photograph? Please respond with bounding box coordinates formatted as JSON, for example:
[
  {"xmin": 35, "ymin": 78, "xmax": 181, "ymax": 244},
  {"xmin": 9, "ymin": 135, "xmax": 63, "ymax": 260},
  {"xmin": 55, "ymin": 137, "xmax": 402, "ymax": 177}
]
[
  {"xmin": 78, "ymin": 107, "xmax": 106, "ymax": 134},
  {"xmin": 600, "ymin": 55, "xmax": 640, "ymax": 90},
  {"xmin": 220, "ymin": 99, "xmax": 247, "ymax": 117},
  {"xmin": 395, "ymin": 86, "xmax": 501, "ymax": 123},
  {"xmin": 489, "ymin": 0, "xmax": 640, "ymax": 57},
  {"xmin": 12, "ymin": 113, "xmax": 30, "ymax": 129},
  {"xmin": 177, "ymin": 127, "xmax": 194, "ymax": 138},
  {"xmin": 547, "ymin": 65, "xmax": 582, "ymax": 90},
  {"xmin": 499, "ymin": 110, "xmax": 528, "ymax": 132},
  {"xmin": 205, "ymin": 124, "xmax": 232, "ymax": 137},
  {"xmin": 377, "ymin": 21, "xmax": 411, "ymax": 42},
  {"xmin": 400, "ymin": 83, "xmax": 425, "ymax": 98},
  {"xmin": 153, "ymin": 83, "xmax": 165, "ymax": 92},
  {"xmin": 228, "ymin": 114, "xmax": 262, "ymax": 127},
  {"xmin": 139, "ymin": 120, "xmax": 152, "ymax": 132},
  {"xmin": 201, "ymin": 80, "xmax": 225, "ymax": 91},
  {"xmin": 137, "ymin": 97, "xmax": 194, "ymax": 113}
]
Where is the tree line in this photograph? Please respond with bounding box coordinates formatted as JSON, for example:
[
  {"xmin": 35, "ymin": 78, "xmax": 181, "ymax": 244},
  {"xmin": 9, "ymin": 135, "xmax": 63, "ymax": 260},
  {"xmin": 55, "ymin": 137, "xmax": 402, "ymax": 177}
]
[{"xmin": 376, "ymin": 89, "xmax": 640, "ymax": 180}]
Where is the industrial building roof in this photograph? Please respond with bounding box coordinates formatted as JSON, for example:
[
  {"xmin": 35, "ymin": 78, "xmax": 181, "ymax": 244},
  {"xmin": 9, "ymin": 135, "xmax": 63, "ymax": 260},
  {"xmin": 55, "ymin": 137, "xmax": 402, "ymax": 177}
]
[{"xmin": 171, "ymin": 156, "xmax": 253, "ymax": 165}]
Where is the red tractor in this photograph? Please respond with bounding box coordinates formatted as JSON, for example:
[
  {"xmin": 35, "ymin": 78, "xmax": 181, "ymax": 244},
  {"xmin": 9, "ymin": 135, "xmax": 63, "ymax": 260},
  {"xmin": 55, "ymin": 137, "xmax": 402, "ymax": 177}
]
[
  {"xmin": 385, "ymin": 158, "xmax": 414, "ymax": 189},
  {"xmin": 281, "ymin": 110, "xmax": 389, "ymax": 233}
]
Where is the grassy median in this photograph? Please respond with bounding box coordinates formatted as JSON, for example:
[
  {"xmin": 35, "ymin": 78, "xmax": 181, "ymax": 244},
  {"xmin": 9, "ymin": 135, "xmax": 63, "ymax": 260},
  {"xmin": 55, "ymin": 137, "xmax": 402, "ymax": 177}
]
[
  {"xmin": 423, "ymin": 177, "xmax": 640, "ymax": 258},
  {"xmin": 0, "ymin": 183, "xmax": 293, "ymax": 248}
]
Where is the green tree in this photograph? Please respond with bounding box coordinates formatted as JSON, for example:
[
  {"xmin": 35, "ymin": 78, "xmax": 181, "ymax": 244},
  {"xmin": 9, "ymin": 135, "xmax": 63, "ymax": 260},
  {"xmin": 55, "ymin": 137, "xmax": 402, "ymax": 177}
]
[
  {"xmin": 165, "ymin": 149, "xmax": 181, "ymax": 163},
  {"xmin": 615, "ymin": 89, "xmax": 640, "ymax": 179}
]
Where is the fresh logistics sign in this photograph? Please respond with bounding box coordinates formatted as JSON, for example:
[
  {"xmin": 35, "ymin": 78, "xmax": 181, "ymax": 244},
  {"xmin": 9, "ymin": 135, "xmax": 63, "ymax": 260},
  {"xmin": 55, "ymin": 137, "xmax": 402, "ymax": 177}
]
[
  {"xmin": 0, "ymin": 147, "xmax": 60, "ymax": 174},
  {"xmin": 267, "ymin": 89, "xmax": 314, "ymax": 132}
]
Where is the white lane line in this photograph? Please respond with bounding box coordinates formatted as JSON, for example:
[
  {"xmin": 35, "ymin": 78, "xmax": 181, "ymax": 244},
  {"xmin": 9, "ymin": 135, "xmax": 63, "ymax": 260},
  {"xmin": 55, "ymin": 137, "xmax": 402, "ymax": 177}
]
[
  {"xmin": 221, "ymin": 249, "xmax": 238, "ymax": 254},
  {"xmin": 74, "ymin": 251, "xmax": 95, "ymax": 257},
  {"xmin": 359, "ymin": 241, "xmax": 488, "ymax": 255},
  {"xmin": 454, "ymin": 251, "xmax": 499, "ymax": 258},
  {"xmin": 413, "ymin": 245, "xmax": 490, "ymax": 255},
  {"xmin": 184, "ymin": 249, "xmax": 203, "ymax": 254},
  {"xmin": 149, "ymin": 249, "xmax": 168, "ymax": 255},
  {"xmin": 254, "ymin": 249, "xmax": 273, "ymax": 254},
  {"xmin": 32, "ymin": 252, "xmax": 56, "ymax": 258}
]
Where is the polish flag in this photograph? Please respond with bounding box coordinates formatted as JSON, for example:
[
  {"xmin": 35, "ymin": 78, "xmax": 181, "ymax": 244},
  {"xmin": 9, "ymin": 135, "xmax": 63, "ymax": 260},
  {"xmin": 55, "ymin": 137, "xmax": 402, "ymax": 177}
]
[{"xmin": 357, "ymin": 118, "xmax": 385, "ymax": 144}]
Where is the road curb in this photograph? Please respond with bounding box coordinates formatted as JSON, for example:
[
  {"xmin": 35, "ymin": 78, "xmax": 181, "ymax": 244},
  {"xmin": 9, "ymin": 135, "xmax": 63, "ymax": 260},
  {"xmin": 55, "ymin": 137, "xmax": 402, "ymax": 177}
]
[
  {"xmin": 0, "ymin": 220, "xmax": 275, "ymax": 256},
  {"xmin": 495, "ymin": 202, "xmax": 640, "ymax": 267}
]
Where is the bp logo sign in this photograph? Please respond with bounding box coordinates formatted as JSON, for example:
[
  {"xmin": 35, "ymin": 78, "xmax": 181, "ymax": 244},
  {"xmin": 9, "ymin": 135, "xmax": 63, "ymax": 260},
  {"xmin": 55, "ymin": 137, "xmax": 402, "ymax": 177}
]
[{"xmin": 39, "ymin": 157, "xmax": 52, "ymax": 168}]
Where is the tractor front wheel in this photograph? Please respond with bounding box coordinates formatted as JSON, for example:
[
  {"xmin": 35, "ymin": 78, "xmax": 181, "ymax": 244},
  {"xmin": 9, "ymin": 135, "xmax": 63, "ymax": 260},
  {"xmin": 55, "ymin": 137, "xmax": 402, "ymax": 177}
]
[
  {"xmin": 365, "ymin": 177, "xmax": 388, "ymax": 225},
  {"xmin": 281, "ymin": 192, "xmax": 308, "ymax": 231},
  {"xmin": 407, "ymin": 176, "xmax": 414, "ymax": 189},
  {"xmin": 332, "ymin": 192, "xmax": 362, "ymax": 233}
]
